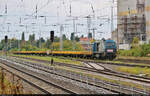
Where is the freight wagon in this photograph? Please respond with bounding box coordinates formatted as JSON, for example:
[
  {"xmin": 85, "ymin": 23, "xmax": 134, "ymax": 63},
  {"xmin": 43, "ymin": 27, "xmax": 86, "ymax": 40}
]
[{"xmin": 14, "ymin": 39, "xmax": 117, "ymax": 60}]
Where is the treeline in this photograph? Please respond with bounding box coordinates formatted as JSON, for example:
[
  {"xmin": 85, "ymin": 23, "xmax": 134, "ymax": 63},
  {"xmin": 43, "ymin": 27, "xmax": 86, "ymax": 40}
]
[
  {"xmin": 119, "ymin": 37, "xmax": 150, "ymax": 57},
  {"xmin": 0, "ymin": 32, "xmax": 87, "ymax": 51}
]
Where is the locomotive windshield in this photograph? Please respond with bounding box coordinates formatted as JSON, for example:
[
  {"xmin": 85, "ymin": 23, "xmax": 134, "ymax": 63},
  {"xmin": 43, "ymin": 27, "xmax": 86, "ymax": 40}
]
[{"xmin": 106, "ymin": 42, "xmax": 115, "ymax": 47}]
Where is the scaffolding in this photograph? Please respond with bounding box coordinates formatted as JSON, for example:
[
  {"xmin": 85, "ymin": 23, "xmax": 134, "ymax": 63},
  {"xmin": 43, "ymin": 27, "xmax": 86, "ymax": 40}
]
[
  {"xmin": 117, "ymin": 0, "xmax": 146, "ymax": 44},
  {"xmin": 118, "ymin": 14, "xmax": 146, "ymax": 44}
]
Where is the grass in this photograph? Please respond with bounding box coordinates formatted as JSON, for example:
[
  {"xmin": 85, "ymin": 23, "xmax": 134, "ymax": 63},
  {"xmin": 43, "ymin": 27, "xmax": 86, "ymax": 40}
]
[
  {"xmin": 115, "ymin": 66, "xmax": 150, "ymax": 77},
  {"xmin": 104, "ymin": 60, "xmax": 150, "ymax": 66},
  {"xmin": 118, "ymin": 55, "xmax": 150, "ymax": 61},
  {"xmin": 10, "ymin": 54, "xmax": 84, "ymax": 66}
]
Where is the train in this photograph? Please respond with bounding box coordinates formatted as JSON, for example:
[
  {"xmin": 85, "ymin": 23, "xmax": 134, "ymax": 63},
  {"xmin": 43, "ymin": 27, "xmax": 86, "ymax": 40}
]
[{"xmin": 13, "ymin": 39, "xmax": 117, "ymax": 60}]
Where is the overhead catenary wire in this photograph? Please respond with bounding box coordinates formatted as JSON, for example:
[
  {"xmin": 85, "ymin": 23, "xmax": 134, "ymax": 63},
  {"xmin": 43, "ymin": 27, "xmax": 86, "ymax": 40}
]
[
  {"xmin": 62, "ymin": 0, "xmax": 68, "ymax": 17},
  {"xmin": 0, "ymin": 0, "xmax": 117, "ymax": 41},
  {"xmin": 30, "ymin": 0, "xmax": 51, "ymax": 16}
]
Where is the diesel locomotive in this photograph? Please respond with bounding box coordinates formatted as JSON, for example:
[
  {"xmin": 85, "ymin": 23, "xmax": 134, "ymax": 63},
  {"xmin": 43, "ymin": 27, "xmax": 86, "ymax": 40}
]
[{"xmin": 92, "ymin": 39, "xmax": 117, "ymax": 60}]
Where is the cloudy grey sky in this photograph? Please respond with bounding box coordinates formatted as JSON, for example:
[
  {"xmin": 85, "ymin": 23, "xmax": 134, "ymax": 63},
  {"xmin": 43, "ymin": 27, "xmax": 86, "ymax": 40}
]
[{"xmin": 0, "ymin": 0, "xmax": 117, "ymax": 40}]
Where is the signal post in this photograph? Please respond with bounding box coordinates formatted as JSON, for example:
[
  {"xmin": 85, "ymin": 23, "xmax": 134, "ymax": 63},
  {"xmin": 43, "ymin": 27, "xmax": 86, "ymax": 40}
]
[
  {"xmin": 50, "ymin": 31, "xmax": 54, "ymax": 66},
  {"xmin": 4, "ymin": 36, "xmax": 8, "ymax": 56}
]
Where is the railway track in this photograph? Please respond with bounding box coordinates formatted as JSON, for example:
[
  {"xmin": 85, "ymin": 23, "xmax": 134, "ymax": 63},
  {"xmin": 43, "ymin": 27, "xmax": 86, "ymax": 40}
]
[
  {"xmin": 116, "ymin": 58, "xmax": 150, "ymax": 65},
  {"xmin": 5, "ymin": 55, "xmax": 150, "ymax": 94},
  {"xmin": 12, "ymin": 55, "xmax": 150, "ymax": 83},
  {"xmin": 13, "ymin": 55, "xmax": 150, "ymax": 68},
  {"xmin": 75, "ymin": 57, "xmax": 150, "ymax": 68},
  {"xmin": 0, "ymin": 56, "xmax": 81, "ymax": 94},
  {"xmin": 84, "ymin": 61, "xmax": 150, "ymax": 82},
  {"xmin": 0, "ymin": 56, "xmax": 118, "ymax": 94},
  {"xmin": 56, "ymin": 56, "xmax": 150, "ymax": 68},
  {"xmin": 0, "ymin": 66, "xmax": 51, "ymax": 94},
  {"xmin": 0, "ymin": 56, "xmax": 120, "ymax": 94}
]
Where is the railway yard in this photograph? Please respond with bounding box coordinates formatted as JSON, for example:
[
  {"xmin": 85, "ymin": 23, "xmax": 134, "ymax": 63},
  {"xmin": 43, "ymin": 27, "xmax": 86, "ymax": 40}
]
[
  {"xmin": 1, "ymin": 0, "xmax": 150, "ymax": 95},
  {"xmin": 0, "ymin": 54, "xmax": 150, "ymax": 95}
]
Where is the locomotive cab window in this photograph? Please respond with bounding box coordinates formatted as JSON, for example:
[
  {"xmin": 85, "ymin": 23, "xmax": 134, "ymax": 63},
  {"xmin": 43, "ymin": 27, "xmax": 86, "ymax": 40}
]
[
  {"xmin": 106, "ymin": 42, "xmax": 115, "ymax": 47},
  {"xmin": 96, "ymin": 43, "xmax": 100, "ymax": 52}
]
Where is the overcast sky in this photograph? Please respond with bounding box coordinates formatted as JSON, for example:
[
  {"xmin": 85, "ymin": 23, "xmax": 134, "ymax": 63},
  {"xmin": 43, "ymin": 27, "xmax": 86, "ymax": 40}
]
[{"xmin": 0, "ymin": 0, "xmax": 117, "ymax": 40}]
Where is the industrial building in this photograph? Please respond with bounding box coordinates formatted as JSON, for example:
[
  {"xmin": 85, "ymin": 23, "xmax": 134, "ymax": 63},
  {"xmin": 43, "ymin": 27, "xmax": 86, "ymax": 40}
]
[{"xmin": 114, "ymin": 0, "xmax": 150, "ymax": 50}]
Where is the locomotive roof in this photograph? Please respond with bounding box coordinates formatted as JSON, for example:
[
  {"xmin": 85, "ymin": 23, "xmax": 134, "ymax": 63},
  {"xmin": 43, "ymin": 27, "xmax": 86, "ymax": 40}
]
[{"xmin": 105, "ymin": 39, "xmax": 115, "ymax": 43}]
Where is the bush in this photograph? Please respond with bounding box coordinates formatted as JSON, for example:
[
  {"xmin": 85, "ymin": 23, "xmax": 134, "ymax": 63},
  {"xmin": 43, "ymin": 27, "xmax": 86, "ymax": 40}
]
[{"xmin": 119, "ymin": 44, "xmax": 150, "ymax": 57}]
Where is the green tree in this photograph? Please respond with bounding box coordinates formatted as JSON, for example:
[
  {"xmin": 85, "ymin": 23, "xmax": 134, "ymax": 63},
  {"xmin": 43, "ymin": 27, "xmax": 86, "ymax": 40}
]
[
  {"xmin": 81, "ymin": 35, "xmax": 84, "ymax": 38},
  {"xmin": 46, "ymin": 39, "xmax": 51, "ymax": 49},
  {"xmin": 0, "ymin": 40, "xmax": 5, "ymax": 50},
  {"xmin": 21, "ymin": 32, "xmax": 25, "ymax": 41},
  {"xmin": 63, "ymin": 34, "xmax": 67, "ymax": 40},
  {"xmin": 131, "ymin": 37, "xmax": 139, "ymax": 48},
  {"xmin": 88, "ymin": 33, "xmax": 92, "ymax": 38},
  {"xmin": 54, "ymin": 36, "xmax": 60, "ymax": 42},
  {"xmin": 36, "ymin": 37, "xmax": 45, "ymax": 48},
  {"xmin": 40, "ymin": 37, "xmax": 45, "ymax": 43},
  {"xmin": 21, "ymin": 32, "xmax": 25, "ymax": 48},
  {"xmin": 75, "ymin": 36, "xmax": 80, "ymax": 42},
  {"xmin": 70, "ymin": 33, "xmax": 74, "ymax": 41},
  {"xmin": 36, "ymin": 40, "xmax": 40, "ymax": 48},
  {"xmin": 29, "ymin": 34, "xmax": 35, "ymax": 46},
  {"xmin": 11, "ymin": 38, "xmax": 19, "ymax": 49},
  {"xmin": 51, "ymin": 40, "xmax": 84, "ymax": 51}
]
